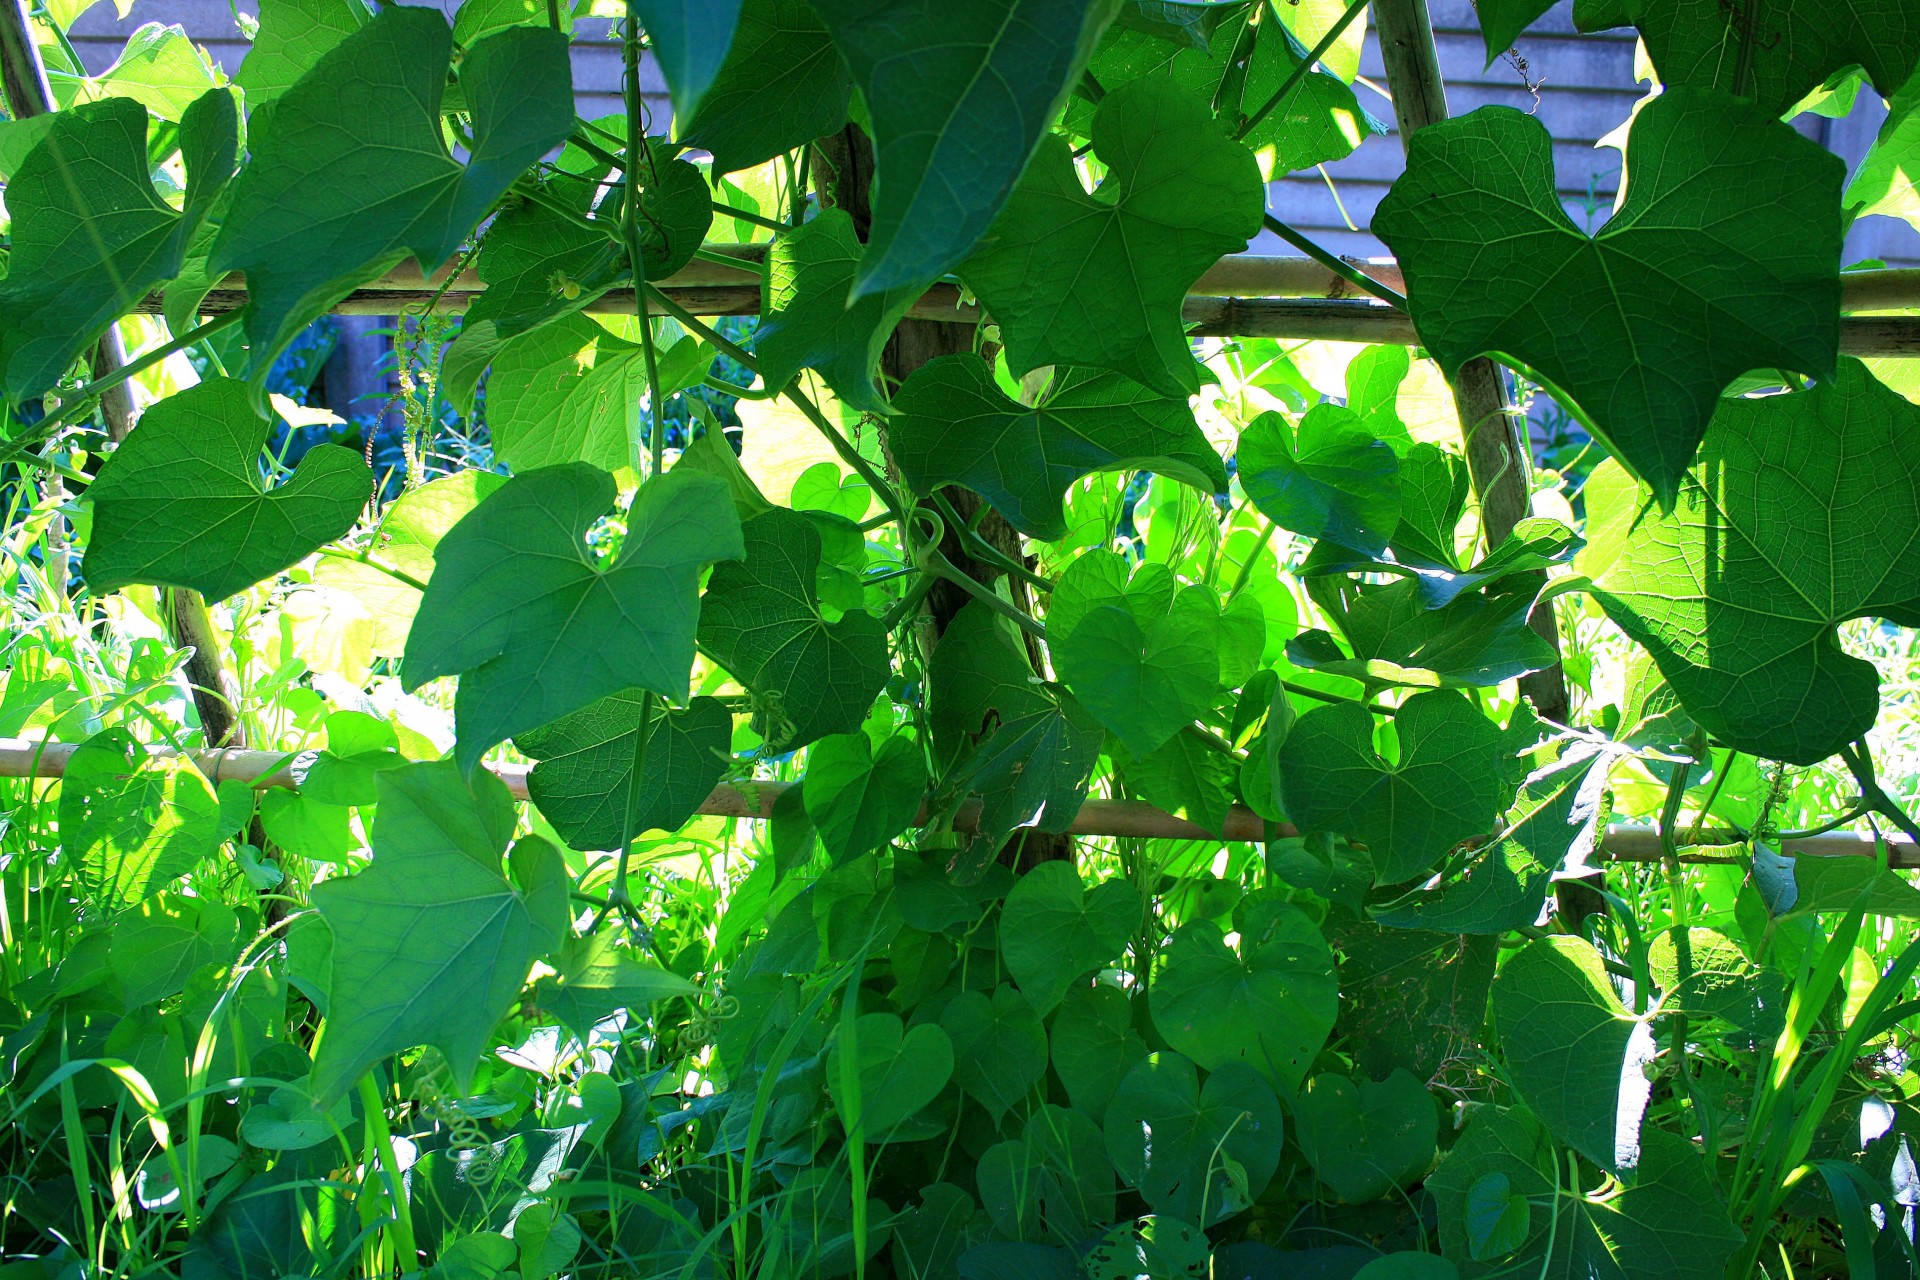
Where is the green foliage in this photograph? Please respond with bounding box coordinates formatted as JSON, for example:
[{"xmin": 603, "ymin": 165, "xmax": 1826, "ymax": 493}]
[{"xmin": 1376, "ymin": 87, "xmax": 1842, "ymax": 505}]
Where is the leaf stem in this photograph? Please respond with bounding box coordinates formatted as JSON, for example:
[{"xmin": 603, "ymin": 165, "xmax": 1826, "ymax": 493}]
[
  {"xmin": 1838, "ymin": 740, "xmax": 1920, "ymax": 846},
  {"xmin": 1261, "ymin": 212, "xmax": 1407, "ymax": 309},
  {"xmin": 920, "ymin": 547, "xmax": 1046, "ymax": 639},
  {"xmin": 313, "ymin": 545, "xmax": 431, "ymax": 593}
]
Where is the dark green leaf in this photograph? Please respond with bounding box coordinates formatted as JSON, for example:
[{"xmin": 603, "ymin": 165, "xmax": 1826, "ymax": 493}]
[
  {"xmin": 517, "ymin": 693, "xmax": 733, "ymax": 851},
  {"xmin": 827, "ymin": 1011, "xmax": 955, "ymax": 1138},
  {"xmin": 1374, "ymin": 88, "xmax": 1842, "ymax": 505},
  {"xmin": 531, "ymin": 933, "xmax": 698, "ymax": 1034},
  {"xmin": 699, "ymin": 507, "xmax": 890, "ymax": 751},
  {"xmin": 804, "ymin": 732, "xmax": 927, "ymax": 862},
  {"xmin": 634, "ymin": 0, "xmax": 744, "ymax": 121},
  {"xmin": 893, "ymin": 354, "xmax": 1225, "ymax": 540},
  {"xmin": 755, "ymin": 209, "xmax": 920, "ymax": 413},
  {"xmin": 1103, "ymin": 1052, "xmax": 1284, "ymax": 1224},
  {"xmin": 310, "ymin": 761, "xmax": 569, "ymax": 1101},
  {"xmin": 1294, "ymin": 1070, "xmax": 1438, "ymax": 1203},
  {"xmin": 84, "ymin": 378, "xmax": 370, "ymax": 601},
  {"xmin": 810, "ymin": 0, "xmax": 1120, "ymax": 296},
  {"xmin": 1119, "ymin": 728, "xmax": 1236, "ymax": 837},
  {"xmin": 403, "ymin": 465, "xmax": 745, "ymax": 772},
  {"xmin": 1237, "ymin": 404, "xmax": 1401, "ymax": 557},
  {"xmin": 1054, "ymin": 584, "xmax": 1221, "ymax": 758},
  {"xmin": 958, "ymin": 77, "xmax": 1264, "ymax": 397},
  {"xmin": 209, "ymin": 9, "xmax": 574, "ymax": 375},
  {"xmin": 943, "ymin": 985, "xmax": 1049, "ymax": 1122},
  {"xmin": 1048, "ymin": 983, "xmax": 1148, "ymax": 1123},
  {"xmin": 1287, "ymin": 577, "xmax": 1557, "ymax": 690},
  {"xmin": 979, "ymin": 1104, "xmax": 1115, "ymax": 1245},
  {"xmin": 1330, "ymin": 921, "xmax": 1498, "ymax": 1081},
  {"xmin": 944, "ymin": 695, "xmax": 1105, "ymax": 854},
  {"xmin": 1279, "ymin": 691, "xmax": 1507, "ymax": 885},
  {"xmin": 677, "ymin": 0, "xmax": 849, "ymax": 174},
  {"xmin": 999, "ymin": 864, "xmax": 1140, "ymax": 1015}
]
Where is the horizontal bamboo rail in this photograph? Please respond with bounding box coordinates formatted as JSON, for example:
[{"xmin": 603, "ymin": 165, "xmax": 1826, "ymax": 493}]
[
  {"xmin": 135, "ymin": 255, "xmax": 1920, "ymax": 355},
  {"xmin": 4, "ymin": 736, "xmax": 1913, "ymax": 868}
]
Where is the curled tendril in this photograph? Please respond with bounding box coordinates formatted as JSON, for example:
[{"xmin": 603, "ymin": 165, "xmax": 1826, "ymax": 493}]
[
  {"xmin": 681, "ymin": 993, "xmax": 740, "ymax": 1050},
  {"xmin": 411, "ymin": 1058, "xmax": 498, "ymax": 1186}
]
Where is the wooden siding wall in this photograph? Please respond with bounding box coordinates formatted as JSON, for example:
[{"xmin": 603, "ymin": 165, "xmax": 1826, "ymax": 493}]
[{"xmin": 64, "ymin": 0, "xmax": 1920, "ymax": 269}]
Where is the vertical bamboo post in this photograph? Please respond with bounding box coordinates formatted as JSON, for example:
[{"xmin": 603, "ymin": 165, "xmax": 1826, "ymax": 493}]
[
  {"xmin": 0, "ymin": 0, "xmax": 246, "ymax": 750},
  {"xmin": 1371, "ymin": 0, "xmax": 1569, "ymax": 722}
]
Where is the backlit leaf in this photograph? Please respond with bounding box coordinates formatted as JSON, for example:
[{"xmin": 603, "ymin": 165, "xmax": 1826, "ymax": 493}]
[
  {"xmin": 1237, "ymin": 405, "xmax": 1400, "ymax": 557},
  {"xmin": 58, "ymin": 729, "xmax": 220, "ymax": 911},
  {"xmin": 755, "ymin": 209, "xmax": 921, "ymax": 413}
]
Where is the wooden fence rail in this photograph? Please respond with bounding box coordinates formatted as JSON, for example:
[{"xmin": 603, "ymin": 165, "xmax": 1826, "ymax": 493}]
[{"xmin": 4, "ymin": 736, "xmax": 1912, "ymax": 869}]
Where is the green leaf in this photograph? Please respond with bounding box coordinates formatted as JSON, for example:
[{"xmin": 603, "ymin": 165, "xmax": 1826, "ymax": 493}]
[
  {"xmin": 1490, "ymin": 936, "xmax": 1655, "ymax": 1178},
  {"xmin": 999, "ymin": 864, "xmax": 1140, "ymax": 1015},
  {"xmin": 0, "ymin": 90, "xmax": 235, "ymax": 401},
  {"xmin": 1054, "ymin": 585, "xmax": 1221, "ymax": 758},
  {"xmin": 82, "ymin": 378, "xmax": 372, "ymax": 602},
  {"xmin": 804, "ymin": 732, "xmax": 927, "ymax": 863},
  {"xmin": 942, "ymin": 985, "xmax": 1049, "ymax": 1122},
  {"xmin": 310, "ymin": 470, "xmax": 506, "ymax": 656},
  {"xmin": 403, "ymin": 465, "xmax": 745, "ymax": 773},
  {"xmin": 755, "ymin": 209, "xmax": 920, "ymax": 413},
  {"xmin": 809, "ymin": 0, "xmax": 1120, "ymax": 296},
  {"xmin": 943, "ymin": 695, "xmax": 1105, "ymax": 854},
  {"xmin": 698, "ymin": 507, "xmax": 889, "ymax": 751},
  {"xmin": 1573, "ymin": 0, "xmax": 1920, "ymax": 116},
  {"xmin": 1048, "ymin": 983, "xmax": 1148, "ymax": 1124},
  {"xmin": 110, "ymin": 892, "xmax": 240, "ymax": 1008},
  {"xmin": 1473, "ymin": 1, "xmax": 1555, "ymax": 62},
  {"xmin": 57, "ymin": 729, "xmax": 221, "ymax": 911},
  {"xmin": 209, "ymin": 9, "xmax": 574, "ymax": 376},
  {"xmin": 1429, "ymin": 1107, "xmax": 1744, "ymax": 1278},
  {"xmin": 1279, "ymin": 691, "xmax": 1507, "ymax": 885},
  {"xmin": 633, "ymin": 0, "xmax": 744, "ymax": 121},
  {"xmin": 1295, "ymin": 1070, "xmax": 1438, "ymax": 1204},
  {"xmin": 1330, "ymin": 921, "xmax": 1498, "ymax": 1082},
  {"xmin": 530, "ymin": 932, "xmax": 698, "ymax": 1035},
  {"xmin": 517, "ymin": 693, "xmax": 733, "ymax": 852},
  {"xmin": 1119, "ymin": 728, "xmax": 1236, "ymax": 837},
  {"xmin": 74, "ymin": 22, "xmax": 222, "ymax": 122},
  {"xmin": 310, "ymin": 761, "xmax": 568, "ymax": 1102},
  {"xmin": 827, "ymin": 1012, "xmax": 955, "ymax": 1138},
  {"xmin": 892, "ymin": 353, "xmax": 1227, "ymax": 540},
  {"xmin": 234, "ymin": 0, "xmax": 368, "ymax": 109},
  {"xmin": 1103, "ymin": 1052, "xmax": 1284, "ymax": 1225},
  {"xmin": 958, "ymin": 76, "xmax": 1264, "ymax": 397},
  {"xmin": 1588, "ymin": 359, "xmax": 1920, "ymax": 765},
  {"xmin": 928, "ymin": 601, "xmax": 1052, "ymax": 758},
  {"xmin": 1237, "ymin": 405, "xmax": 1401, "ymax": 557},
  {"xmin": 1289, "ymin": 576, "xmax": 1557, "ymax": 690},
  {"xmin": 1149, "ymin": 903, "xmax": 1338, "ymax": 1094},
  {"xmin": 1374, "ymin": 87, "xmax": 1842, "ymax": 506},
  {"xmin": 677, "ymin": 0, "xmax": 849, "ymax": 174},
  {"xmin": 481, "ymin": 314, "xmax": 655, "ymax": 474},
  {"xmin": 979, "ymin": 1105, "xmax": 1116, "ymax": 1246},
  {"xmin": 1374, "ymin": 747, "xmax": 1601, "ymax": 934},
  {"xmin": 1848, "ymin": 72, "xmax": 1920, "ymax": 235}
]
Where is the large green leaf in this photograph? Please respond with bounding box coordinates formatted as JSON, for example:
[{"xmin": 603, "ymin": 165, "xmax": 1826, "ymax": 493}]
[
  {"xmin": 209, "ymin": 8, "xmax": 574, "ymax": 375},
  {"xmin": 1148, "ymin": 903, "xmax": 1337, "ymax": 1094},
  {"xmin": 1237, "ymin": 405, "xmax": 1401, "ymax": 557},
  {"xmin": 698, "ymin": 507, "xmax": 889, "ymax": 751},
  {"xmin": 1102, "ymin": 1053, "xmax": 1284, "ymax": 1225},
  {"xmin": 804, "ymin": 732, "xmax": 927, "ymax": 863},
  {"xmin": 1279, "ymin": 691, "xmax": 1507, "ymax": 885},
  {"xmin": 480, "ymin": 314, "xmax": 654, "ymax": 475},
  {"xmin": 516, "ymin": 693, "xmax": 733, "ymax": 852},
  {"xmin": 1053, "ymin": 585, "xmax": 1221, "ymax": 758},
  {"xmin": 1374, "ymin": 87, "xmax": 1841, "ymax": 506},
  {"xmin": 1574, "ymin": 0, "xmax": 1920, "ymax": 116},
  {"xmin": 233, "ymin": 0, "xmax": 367, "ymax": 109},
  {"xmin": 942, "ymin": 985, "xmax": 1048, "ymax": 1123},
  {"xmin": 827, "ymin": 1012, "xmax": 955, "ymax": 1138},
  {"xmin": 1849, "ymin": 72, "xmax": 1920, "ymax": 236},
  {"xmin": 403, "ymin": 465, "xmax": 744, "ymax": 773},
  {"xmin": 1295, "ymin": 1070, "xmax": 1438, "ymax": 1204},
  {"xmin": 0, "ymin": 90, "xmax": 234, "ymax": 401},
  {"xmin": 979, "ymin": 1104, "xmax": 1115, "ymax": 1245},
  {"xmin": 1048, "ymin": 984, "xmax": 1148, "ymax": 1124},
  {"xmin": 1374, "ymin": 747, "xmax": 1601, "ymax": 934},
  {"xmin": 532, "ymin": 933, "xmax": 698, "ymax": 1035},
  {"xmin": 634, "ymin": 0, "xmax": 744, "ymax": 121},
  {"xmin": 942, "ymin": 694, "xmax": 1105, "ymax": 856},
  {"xmin": 82, "ymin": 377, "xmax": 372, "ymax": 602},
  {"xmin": 754, "ymin": 209, "xmax": 920, "ymax": 413},
  {"xmin": 1429, "ymin": 1108, "xmax": 1743, "ymax": 1278},
  {"xmin": 957, "ymin": 76, "xmax": 1264, "ymax": 397},
  {"xmin": 892, "ymin": 355, "xmax": 1226, "ymax": 540},
  {"xmin": 999, "ymin": 864, "xmax": 1140, "ymax": 1015},
  {"xmin": 676, "ymin": 0, "xmax": 850, "ymax": 174},
  {"xmin": 310, "ymin": 761, "xmax": 569, "ymax": 1102},
  {"xmin": 1490, "ymin": 936, "xmax": 1654, "ymax": 1178},
  {"xmin": 809, "ymin": 0, "xmax": 1119, "ymax": 296},
  {"xmin": 58, "ymin": 729, "xmax": 221, "ymax": 911},
  {"xmin": 1077, "ymin": 5, "xmax": 1383, "ymax": 173},
  {"xmin": 1288, "ymin": 576, "xmax": 1558, "ymax": 689},
  {"xmin": 1588, "ymin": 359, "xmax": 1920, "ymax": 765},
  {"xmin": 1330, "ymin": 922, "xmax": 1498, "ymax": 1082}
]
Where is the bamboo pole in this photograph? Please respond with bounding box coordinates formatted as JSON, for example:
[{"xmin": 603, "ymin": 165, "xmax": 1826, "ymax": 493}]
[{"xmin": 3, "ymin": 736, "xmax": 1913, "ymax": 868}]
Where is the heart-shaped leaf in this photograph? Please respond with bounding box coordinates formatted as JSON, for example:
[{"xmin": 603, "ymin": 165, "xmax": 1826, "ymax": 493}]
[
  {"xmin": 958, "ymin": 76, "xmax": 1264, "ymax": 397},
  {"xmin": 83, "ymin": 378, "xmax": 372, "ymax": 602},
  {"xmin": 1103, "ymin": 1052, "xmax": 1284, "ymax": 1225},
  {"xmin": 1149, "ymin": 903, "xmax": 1337, "ymax": 1095},
  {"xmin": 979, "ymin": 1104, "xmax": 1115, "ymax": 1245},
  {"xmin": 827, "ymin": 1012, "xmax": 955, "ymax": 1138},
  {"xmin": 1294, "ymin": 1070, "xmax": 1438, "ymax": 1203},
  {"xmin": 999, "ymin": 864, "xmax": 1141, "ymax": 1014},
  {"xmin": 57, "ymin": 729, "xmax": 221, "ymax": 911},
  {"xmin": 892, "ymin": 354, "xmax": 1225, "ymax": 541},
  {"xmin": 1237, "ymin": 405, "xmax": 1401, "ymax": 557},
  {"xmin": 1049, "ymin": 984, "xmax": 1149, "ymax": 1124},
  {"xmin": 1375, "ymin": 87, "xmax": 1841, "ymax": 505},
  {"xmin": 1588, "ymin": 359, "xmax": 1920, "ymax": 765},
  {"xmin": 942, "ymin": 985, "xmax": 1048, "ymax": 1122},
  {"xmin": 1278, "ymin": 690, "xmax": 1507, "ymax": 885},
  {"xmin": 1054, "ymin": 586, "xmax": 1220, "ymax": 757},
  {"xmin": 403, "ymin": 464, "xmax": 744, "ymax": 772},
  {"xmin": 805, "ymin": 732, "xmax": 928, "ymax": 863}
]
